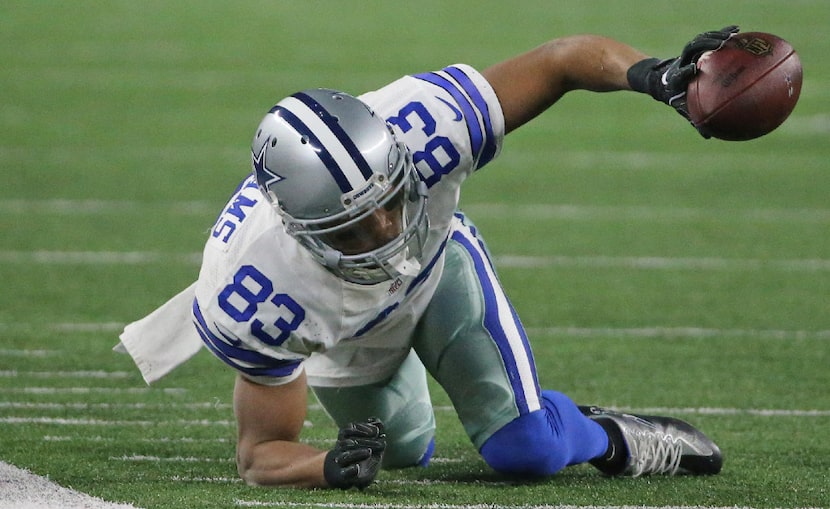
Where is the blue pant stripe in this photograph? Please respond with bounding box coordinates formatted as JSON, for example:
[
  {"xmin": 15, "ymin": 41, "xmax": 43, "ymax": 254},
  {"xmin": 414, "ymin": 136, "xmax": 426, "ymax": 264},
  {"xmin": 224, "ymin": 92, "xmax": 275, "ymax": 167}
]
[{"xmin": 450, "ymin": 226, "xmax": 540, "ymax": 414}]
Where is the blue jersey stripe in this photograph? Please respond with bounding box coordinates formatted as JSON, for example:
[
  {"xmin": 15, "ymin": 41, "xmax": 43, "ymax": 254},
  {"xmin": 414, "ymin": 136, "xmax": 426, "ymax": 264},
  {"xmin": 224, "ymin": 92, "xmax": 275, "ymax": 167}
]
[
  {"xmin": 413, "ymin": 66, "xmax": 498, "ymax": 169},
  {"xmin": 413, "ymin": 71, "xmax": 484, "ymax": 165},
  {"xmin": 292, "ymin": 92, "xmax": 375, "ymax": 181},
  {"xmin": 406, "ymin": 235, "xmax": 448, "ymax": 296},
  {"xmin": 443, "ymin": 66, "xmax": 498, "ymax": 168},
  {"xmin": 271, "ymin": 105, "xmax": 353, "ymax": 193},
  {"xmin": 450, "ymin": 226, "xmax": 539, "ymax": 415},
  {"xmin": 192, "ymin": 298, "xmax": 301, "ymax": 378}
]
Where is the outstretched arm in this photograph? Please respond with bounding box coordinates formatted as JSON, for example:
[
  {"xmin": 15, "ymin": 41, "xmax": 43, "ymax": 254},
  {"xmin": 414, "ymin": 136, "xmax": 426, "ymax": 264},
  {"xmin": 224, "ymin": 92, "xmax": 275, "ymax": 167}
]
[
  {"xmin": 483, "ymin": 35, "xmax": 647, "ymax": 133},
  {"xmin": 483, "ymin": 28, "xmax": 738, "ymax": 135}
]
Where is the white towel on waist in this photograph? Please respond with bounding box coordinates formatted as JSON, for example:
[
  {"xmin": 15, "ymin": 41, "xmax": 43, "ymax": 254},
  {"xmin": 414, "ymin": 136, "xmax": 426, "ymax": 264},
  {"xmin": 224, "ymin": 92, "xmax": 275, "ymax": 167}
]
[{"xmin": 113, "ymin": 282, "xmax": 203, "ymax": 384}]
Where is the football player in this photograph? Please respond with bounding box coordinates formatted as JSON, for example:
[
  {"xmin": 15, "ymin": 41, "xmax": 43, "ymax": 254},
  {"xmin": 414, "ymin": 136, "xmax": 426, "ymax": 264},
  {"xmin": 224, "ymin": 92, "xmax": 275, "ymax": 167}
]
[{"xmin": 121, "ymin": 26, "xmax": 738, "ymax": 489}]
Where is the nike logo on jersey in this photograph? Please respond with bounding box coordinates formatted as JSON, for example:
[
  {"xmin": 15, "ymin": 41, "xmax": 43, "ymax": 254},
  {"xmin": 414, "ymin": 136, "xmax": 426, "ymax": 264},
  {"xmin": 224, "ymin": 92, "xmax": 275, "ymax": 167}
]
[
  {"xmin": 387, "ymin": 276, "xmax": 404, "ymax": 296},
  {"xmin": 436, "ymin": 96, "xmax": 463, "ymax": 122}
]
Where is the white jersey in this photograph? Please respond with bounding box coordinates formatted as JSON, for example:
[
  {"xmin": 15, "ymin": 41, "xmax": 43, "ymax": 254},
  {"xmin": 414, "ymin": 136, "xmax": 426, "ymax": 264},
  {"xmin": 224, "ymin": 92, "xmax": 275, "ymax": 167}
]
[{"xmin": 193, "ymin": 64, "xmax": 505, "ymax": 387}]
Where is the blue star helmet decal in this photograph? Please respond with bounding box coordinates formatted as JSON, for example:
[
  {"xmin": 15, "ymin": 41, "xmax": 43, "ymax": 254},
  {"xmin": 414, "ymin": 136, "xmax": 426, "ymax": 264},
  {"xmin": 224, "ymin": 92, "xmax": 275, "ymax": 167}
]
[{"xmin": 253, "ymin": 136, "xmax": 284, "ymax": 194}]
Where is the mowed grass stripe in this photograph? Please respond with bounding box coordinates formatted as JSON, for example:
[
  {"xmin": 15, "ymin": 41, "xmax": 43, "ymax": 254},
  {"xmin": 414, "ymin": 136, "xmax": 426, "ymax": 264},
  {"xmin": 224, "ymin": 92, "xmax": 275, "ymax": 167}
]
[
  {"xmin": 0, "ymin": 387, "xmax": 187, "ymax": 395},
  {"xmin": 0, "ymin": 348, "xmax": 60, "ymax": 357},
  {"xmin": 462, "ymin": 203, "xmax": 830, "ymax": 224},
  {"xmin": 6, "ymin": 199, "xmax": 830, "ymax": 224},
  {"xmin": 496, "ymin": 255, "xmax": 830, "ymax": 271},
  {"xmin": 3, "ymin": 322, "xmax": 829, "ymax": 340},
  {"xmin": 2, "ymin": 250, "xmax": 829, "ymax": 272},
  {"xmin": 110, "ymin": 455, "xmax": 234, "ymax": 463},
  {"xmin": 0, "ymin": 250, "xmax": 202, "ymax": 265},
  {"xmin": 43, "ymin": 435, "xmax": 233, "ymax": 443},
  {"xmin": 527, "ymin": 326, "xmax": 830, "ymax": 340},
  {"xmin": 1, "ymin": 417, "xmax": 234, "ymax": 426},
  {"xmin": 3, "ymin": 322, "xmax": 829, "ymax": 341},
  {"xmin": 6, "ymin": 406, "xmax": 827, "ymax": 419},
  {"xmin": 0, "ymin": 370, "xmax": 131, "ymax": 379},
  {"xmin": 0, "ymin": 402, "xmax": 231, "ymax": 410}
]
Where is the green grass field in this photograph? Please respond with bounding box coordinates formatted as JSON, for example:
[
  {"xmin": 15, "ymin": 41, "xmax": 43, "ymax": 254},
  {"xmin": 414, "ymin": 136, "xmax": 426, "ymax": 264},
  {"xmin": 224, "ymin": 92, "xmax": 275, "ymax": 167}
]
[{"xmin": 2, "ymin": 1, "xmax": 829, "ymax": 508}]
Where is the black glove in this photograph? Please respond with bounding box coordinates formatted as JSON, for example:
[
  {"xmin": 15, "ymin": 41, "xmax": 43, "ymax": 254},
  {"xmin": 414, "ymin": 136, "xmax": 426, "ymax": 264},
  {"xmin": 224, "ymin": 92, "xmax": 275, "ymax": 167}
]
[
  {"xmin": 323, "ymin": 417, "xmax": 386, "ymax": 490},
  {"xmin": 627, "ymin": 26, "xmax": 740, "ymax": 131}
]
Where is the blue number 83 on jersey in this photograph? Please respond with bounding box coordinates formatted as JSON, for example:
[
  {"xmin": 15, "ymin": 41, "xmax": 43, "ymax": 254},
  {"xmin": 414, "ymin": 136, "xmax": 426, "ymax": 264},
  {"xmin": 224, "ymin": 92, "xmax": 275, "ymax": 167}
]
[{"xmin": 216, "ymin": 265, "xmax": 306, "ymax": 346}]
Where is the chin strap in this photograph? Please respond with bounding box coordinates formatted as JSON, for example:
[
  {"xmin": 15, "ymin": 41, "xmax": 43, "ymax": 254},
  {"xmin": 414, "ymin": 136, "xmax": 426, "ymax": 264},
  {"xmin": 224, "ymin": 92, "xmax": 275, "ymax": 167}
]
[
  {"xmin": 319, "ymin": 244, "xmax": 421, "ymax": 283},
  {"xmin": 389, "ymin": 251, "xmax": 421, "ymax": 277},
  {"xmin": 322, "ymin": 249, "xmax": 342, "ymax": 268}
]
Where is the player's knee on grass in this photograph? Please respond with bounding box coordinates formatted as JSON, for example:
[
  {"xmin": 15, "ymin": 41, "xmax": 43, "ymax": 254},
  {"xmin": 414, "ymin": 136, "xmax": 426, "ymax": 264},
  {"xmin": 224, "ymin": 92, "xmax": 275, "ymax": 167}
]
[
  {"xmin": 479, "ymin": 390, "xmax": 609, "ymax": 476},
  {"xmin": 382, "ymin": 427, "xmax": 435, "ymax": 468}
]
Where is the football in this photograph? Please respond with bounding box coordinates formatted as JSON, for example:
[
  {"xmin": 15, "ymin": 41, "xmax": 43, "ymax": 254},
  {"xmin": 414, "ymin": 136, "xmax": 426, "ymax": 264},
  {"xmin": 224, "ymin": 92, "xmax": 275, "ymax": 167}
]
[{"xmin": 686, "ymin": 31, "xmax": 802, "ymax": 141}]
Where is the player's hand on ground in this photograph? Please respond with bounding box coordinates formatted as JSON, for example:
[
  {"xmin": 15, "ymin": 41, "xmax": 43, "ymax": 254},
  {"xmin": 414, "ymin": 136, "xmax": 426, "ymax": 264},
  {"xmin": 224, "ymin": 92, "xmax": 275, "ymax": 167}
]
[
  {"xmin": 323, "ymin": 417, "xmax": 386, "ymax": 490},
  {"xmin": 627, "ymin": 26, "xmax": 740, "ymax": 124}
]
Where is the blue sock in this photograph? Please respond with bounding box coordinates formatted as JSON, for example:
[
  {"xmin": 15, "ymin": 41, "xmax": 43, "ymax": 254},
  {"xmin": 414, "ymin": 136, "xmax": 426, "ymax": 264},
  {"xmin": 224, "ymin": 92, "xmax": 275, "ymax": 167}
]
[
  {"xmin": 417, "ymin": 437, "xmax": 435, "ymax": 467},
  {"xmin": 479, "ymin": 390, "xmax": 608, "ymax": 475}
]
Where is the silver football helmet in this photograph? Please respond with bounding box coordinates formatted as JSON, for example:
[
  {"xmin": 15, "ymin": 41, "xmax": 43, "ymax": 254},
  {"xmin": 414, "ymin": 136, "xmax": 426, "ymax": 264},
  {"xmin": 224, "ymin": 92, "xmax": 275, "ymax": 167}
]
[{"xmin": 252, "ymin": 88, "xmax": 429, "ymax": 285}]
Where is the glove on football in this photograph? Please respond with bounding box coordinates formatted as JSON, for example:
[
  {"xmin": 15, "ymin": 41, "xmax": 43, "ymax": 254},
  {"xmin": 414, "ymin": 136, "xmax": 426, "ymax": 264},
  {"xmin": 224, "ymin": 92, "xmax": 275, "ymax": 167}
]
[
  {"xmin": 627, "ymin": 25, "xmax": 740, "ymax": 134},
  {"xmin": 323, "ymin": 417, "xmax": 386, "ymax": 490}
]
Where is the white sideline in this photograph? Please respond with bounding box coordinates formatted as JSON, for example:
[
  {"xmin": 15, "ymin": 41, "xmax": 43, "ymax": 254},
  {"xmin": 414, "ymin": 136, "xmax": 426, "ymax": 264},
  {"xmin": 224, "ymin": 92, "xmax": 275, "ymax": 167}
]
[
  {"xmin": 0, "ymin": 461, "xmax": 141, "ymax": 509},
  {"xmin": 234, "ymin": 501, "xmax": 825, "ymax": 509}
]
